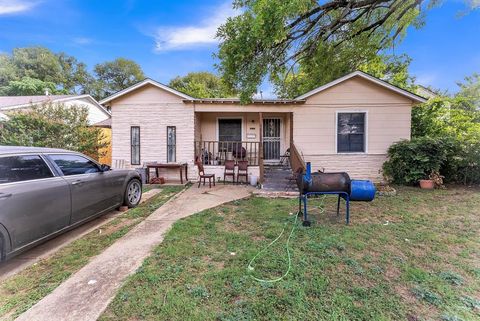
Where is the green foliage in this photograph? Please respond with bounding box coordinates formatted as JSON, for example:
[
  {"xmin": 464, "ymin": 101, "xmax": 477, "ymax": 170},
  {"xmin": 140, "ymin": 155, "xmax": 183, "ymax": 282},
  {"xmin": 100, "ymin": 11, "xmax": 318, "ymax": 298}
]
[
  {"xmin": 216, "ymin": 0, "xmax": 424, "ymax": 101},
  {"xmin": 93, "ymin": 58, "xmax": 145, "ymax": 99},
  {"xmin": 438, "ymin": 271, "xmax": 464, "ymax": 286},
  {"xmin": 411, "ymin": 286, "xmax": 442, "ymax": 306},
  {"xmin": 412, "ymin": 95, "xmax": 480, "ymax": 185},
  {"xmin": 9, "ymin": 47, "xmax": 64, "ymax": 84},
  {"xmin": 169, "ymin": 72, "xmax": 236, "ymax": 98},
  {"xmin": 456, "ymin": 72, "xmax": 480, "ymax": 110},
  {"xmin": 0, "ymin": 77, "xmax": 61, "ymax": 96},
  {"xmin": 0, "ymin": 47, "xmax": 145, "ymax": 98},
  {"xmin": 0, "ymin": 102, "xmax": 107, "ymax": 159},
  {"xmin": 383, "ymin": 137, "xmax": 449, "ymax": 185},
  {"xmin": 275, "ymin": 49, "xmax": 415, "ymax": 98}
]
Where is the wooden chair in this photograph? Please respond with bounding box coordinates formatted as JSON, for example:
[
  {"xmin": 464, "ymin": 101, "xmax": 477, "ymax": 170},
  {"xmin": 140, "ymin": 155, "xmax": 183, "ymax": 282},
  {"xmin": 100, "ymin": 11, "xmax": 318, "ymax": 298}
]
[
  {"xmin": 196, "ymin": 162, "xmax": 215, "ymax": 188},
  {"xmin": 224, "ymin": 160, "xmax": 235, "ymax": 184},
  {"xmin": 237, "ymin": 160, "xmax": 248, "ymax": 184}
]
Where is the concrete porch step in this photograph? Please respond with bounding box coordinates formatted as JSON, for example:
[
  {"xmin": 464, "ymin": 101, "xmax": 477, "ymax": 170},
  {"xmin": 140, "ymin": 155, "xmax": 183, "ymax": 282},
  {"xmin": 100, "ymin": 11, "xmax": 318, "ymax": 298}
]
[{"xmin": 262, "ymin": 165, "xmax": 298, "ymax": 192}]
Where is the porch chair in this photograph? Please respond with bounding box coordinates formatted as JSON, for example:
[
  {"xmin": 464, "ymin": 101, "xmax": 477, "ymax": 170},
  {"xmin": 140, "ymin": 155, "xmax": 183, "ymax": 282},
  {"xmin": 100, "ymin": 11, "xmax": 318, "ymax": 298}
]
[
  {"xmin": 237, "ymin": 160, "xmax": 249, "ymax": 184},
  {"xmin": 196, "ymin": 162, "xmax": 216, "ymax": 188},
  {"xmin": 224, "ymin": 160, "xmax": 236, "ymax": 184}
]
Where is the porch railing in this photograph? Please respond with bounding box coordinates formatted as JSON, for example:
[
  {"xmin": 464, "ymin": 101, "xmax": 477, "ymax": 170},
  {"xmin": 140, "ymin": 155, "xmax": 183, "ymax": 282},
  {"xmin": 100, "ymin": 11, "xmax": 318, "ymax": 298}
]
[
  {"xmin": 195, "ymin": 141, "xmax": 260, "ymax": 166},
  {"xmin": 289, "ymin": 142, "xmax": 306, "ymax": 172}
]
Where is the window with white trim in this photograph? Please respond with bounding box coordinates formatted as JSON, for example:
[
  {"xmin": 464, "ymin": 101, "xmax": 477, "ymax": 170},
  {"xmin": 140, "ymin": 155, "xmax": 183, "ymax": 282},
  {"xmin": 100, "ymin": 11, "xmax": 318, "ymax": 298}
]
[{"xmin": 337, "ymin": 112, "xmax": 366, "ymax": 153}]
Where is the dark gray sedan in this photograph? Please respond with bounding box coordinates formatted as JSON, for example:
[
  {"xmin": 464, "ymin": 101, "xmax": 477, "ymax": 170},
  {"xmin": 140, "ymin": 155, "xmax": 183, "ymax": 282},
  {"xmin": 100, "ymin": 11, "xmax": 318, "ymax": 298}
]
[{"xmin": 0, "ymin": 146, "xmax": 142, "ymax": 261}]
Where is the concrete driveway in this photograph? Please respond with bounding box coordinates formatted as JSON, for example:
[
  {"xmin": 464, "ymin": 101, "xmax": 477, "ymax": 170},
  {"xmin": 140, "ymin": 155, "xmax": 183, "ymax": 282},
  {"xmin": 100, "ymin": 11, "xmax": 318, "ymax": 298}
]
[
  {"xmin": 0, "ymin": 188, "xmax": 162, "ymax": 281},
  {"xmin": 15, "ymin": 184, "xmax": 254, "ymax": 321}
]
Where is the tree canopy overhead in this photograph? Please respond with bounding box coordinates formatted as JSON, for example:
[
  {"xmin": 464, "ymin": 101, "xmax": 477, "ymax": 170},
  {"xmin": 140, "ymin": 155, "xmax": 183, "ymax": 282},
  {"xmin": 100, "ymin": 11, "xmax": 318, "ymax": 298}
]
[
  {"xmin": 216, "ymin": 0, "xmax": 428, "ymax": 101},
  {"xmin": 169, "ymin": 72, "xmax": 237, "ymax": 98}
]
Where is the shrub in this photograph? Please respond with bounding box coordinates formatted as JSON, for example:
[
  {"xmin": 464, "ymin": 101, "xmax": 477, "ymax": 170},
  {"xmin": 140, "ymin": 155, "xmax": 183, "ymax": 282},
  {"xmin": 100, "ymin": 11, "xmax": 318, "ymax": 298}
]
[
  {"xmin": 412, "ymin": 96, "xmax": 480, "ymax": 185},
  {"xmin": 382, "ymin": 137, "xmax": 449, "ymax": 185},
  {"xmin": 441, "ymin": 139, "xmax": 480, "ymax": 185},
  {"xmin": 0, "ymin": 102, "xmax": 108, "ymax": 159}
]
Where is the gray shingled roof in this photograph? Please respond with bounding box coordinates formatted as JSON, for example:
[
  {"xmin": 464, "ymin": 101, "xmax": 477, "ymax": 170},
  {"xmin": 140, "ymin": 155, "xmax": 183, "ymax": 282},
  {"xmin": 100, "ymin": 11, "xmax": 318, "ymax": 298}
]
[{"xmin": 0, "ymin": 95, "xmax": 74, "ymax": 109}]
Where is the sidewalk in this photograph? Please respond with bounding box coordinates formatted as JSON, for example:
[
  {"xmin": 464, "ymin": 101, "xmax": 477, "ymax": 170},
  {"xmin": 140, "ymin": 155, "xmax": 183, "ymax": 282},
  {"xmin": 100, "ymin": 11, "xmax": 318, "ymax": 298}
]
[{"xmin": 16, "ymin": 185, "xmax": 253, "ymax": 321}]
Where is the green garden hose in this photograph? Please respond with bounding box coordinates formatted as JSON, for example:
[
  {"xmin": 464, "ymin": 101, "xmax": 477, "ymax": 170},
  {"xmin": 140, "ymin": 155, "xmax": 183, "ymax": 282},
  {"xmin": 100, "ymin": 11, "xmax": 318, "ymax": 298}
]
[{"xmin": 247, "ymin": 195, "xmax": 326, "ymax": 283}]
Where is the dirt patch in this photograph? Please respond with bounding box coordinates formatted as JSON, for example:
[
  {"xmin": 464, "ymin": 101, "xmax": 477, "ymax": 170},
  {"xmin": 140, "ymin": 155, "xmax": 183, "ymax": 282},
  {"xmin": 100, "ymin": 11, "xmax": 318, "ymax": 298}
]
[{"xmin": 202, "ymin": 256, "xmax": 225, "ymax": 270}]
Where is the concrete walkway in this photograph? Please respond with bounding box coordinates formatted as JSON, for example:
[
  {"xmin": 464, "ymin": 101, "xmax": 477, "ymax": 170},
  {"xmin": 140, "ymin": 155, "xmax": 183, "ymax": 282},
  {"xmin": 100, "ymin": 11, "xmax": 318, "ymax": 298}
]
[
  {"xmin": 16, "ymin": 185, "xmax": 253, "ymax": 321},
  {"xmin": 0, "ymin": 188, "xmax": 162, "ymax": 281}
]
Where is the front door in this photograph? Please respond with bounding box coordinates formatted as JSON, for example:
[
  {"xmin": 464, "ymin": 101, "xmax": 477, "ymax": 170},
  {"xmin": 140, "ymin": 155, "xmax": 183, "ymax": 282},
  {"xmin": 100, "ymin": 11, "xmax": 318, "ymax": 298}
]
[{"xmin": 263, "ymin": 118, "xmax": 282, "ymax": 162}]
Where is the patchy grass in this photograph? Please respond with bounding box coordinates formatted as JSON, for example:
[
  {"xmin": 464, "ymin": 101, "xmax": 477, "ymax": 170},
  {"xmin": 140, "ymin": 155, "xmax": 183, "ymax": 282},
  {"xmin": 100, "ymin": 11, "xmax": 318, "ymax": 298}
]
[
  {"xmin": 142, "ymin": 184, "xmax": 160, "ymax": 193},
  {"xmin": 100, "ymin": 186, "xmax": 480, "ymax": 321},
  {"xmin": 0, "ymin": 186, "xmax": 184, "ymax": 320}
]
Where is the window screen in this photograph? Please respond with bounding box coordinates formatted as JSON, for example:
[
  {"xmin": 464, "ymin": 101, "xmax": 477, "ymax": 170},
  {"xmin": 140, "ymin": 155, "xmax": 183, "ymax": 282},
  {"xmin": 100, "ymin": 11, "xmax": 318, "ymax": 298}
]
[
  {"xmin": 337, "ymin": 113, "xmax": 365, "ymax": 153},
  {"xmin": 167, "ymin": 126, "xmax": 176, "ymax": 163},
  {"xmin": 0, "ymin": 155, "xmax": 53, "ymax": 184},
  {"xmin": 49, "ymin": 154, "xmax": 100, "ymax": 176},
  {"xmin": 131, "ymin": 126, "xmax": 140, "ymax": 165}
]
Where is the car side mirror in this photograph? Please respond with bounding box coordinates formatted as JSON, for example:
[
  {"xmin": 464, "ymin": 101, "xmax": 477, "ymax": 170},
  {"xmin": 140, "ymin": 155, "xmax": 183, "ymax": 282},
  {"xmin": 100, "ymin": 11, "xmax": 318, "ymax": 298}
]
[{"xmin": 100, "ymin": 164, "xmax": 111, "ymax": 172}]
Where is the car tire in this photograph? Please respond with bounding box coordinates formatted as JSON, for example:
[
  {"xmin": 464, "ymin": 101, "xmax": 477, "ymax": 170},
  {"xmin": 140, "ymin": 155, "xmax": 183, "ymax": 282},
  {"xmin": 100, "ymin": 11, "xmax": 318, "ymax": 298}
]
[{"xmin": 124, "ymin": 179, "xmax": 142, "ymax": 208}]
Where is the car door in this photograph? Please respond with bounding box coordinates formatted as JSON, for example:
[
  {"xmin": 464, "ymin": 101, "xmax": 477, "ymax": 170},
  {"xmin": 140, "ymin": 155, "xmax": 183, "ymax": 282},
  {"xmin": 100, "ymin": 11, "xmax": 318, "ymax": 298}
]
[
  {"xmin": 47, "ymin": 153, "xmax": 110, "ymax": 224},
  {"xmin": 100, "ymin": 168, "xmax": 127, "ymax": 207},
  {"xmin": 0, "ymin": 154, "xmax": 71, "ymax": 251}
]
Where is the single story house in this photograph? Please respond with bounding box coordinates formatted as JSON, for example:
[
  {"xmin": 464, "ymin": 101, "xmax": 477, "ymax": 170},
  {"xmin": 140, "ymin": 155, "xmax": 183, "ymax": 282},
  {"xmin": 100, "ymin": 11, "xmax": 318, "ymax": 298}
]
[
  {"xmin": 0, "ymin": 94, "xmax": 111, "ymax": 125},
  {"xmin": 100, "ymin": 71, "xmax": 426, "ymax": 183}
]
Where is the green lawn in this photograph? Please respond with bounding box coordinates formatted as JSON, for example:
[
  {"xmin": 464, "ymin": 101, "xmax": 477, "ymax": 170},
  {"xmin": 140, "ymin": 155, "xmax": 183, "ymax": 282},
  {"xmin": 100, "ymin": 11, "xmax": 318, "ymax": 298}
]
[
  {"xmin": 100, "ymin": 186, "xmax": 480, "ymax": 321},
  {"xmin": 0, "ymin": 186, "xmax": 184, "ymax": 320}
]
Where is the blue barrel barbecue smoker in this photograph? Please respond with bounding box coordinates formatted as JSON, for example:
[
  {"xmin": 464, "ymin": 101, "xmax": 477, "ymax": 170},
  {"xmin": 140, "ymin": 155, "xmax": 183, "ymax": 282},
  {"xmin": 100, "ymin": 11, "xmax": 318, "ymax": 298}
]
[{"xmin": 297, "ymin": 162, "xmax": 376, "ymax": 226}]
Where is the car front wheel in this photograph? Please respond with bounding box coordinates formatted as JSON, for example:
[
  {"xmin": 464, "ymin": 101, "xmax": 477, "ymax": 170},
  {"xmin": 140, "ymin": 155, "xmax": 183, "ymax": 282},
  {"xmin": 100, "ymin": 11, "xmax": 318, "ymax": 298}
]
[{"xmin": 124, "ymin": 179, "xmax": 142, "ymax": 208}]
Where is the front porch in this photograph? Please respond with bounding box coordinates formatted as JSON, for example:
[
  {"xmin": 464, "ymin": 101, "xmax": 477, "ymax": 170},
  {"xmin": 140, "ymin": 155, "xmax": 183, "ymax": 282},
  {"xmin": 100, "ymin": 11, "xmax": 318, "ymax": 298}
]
[{"xmin": 194, "ymin": 111, "xmax": 294, "ymax": 183}]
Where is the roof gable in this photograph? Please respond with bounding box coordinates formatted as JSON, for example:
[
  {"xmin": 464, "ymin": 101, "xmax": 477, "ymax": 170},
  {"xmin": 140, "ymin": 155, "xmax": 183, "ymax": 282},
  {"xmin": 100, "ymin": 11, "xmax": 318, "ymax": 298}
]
[
  {"xmin": 296, "ymin": 70, "xmax": 426, "ymax": 103},
  {"xmin": 0, "ymin": 94, "xmax": 110, "ymax": 118},
  {"xmin": 99, "ymin": 78, "xmax": 194, "ymax": 105}
]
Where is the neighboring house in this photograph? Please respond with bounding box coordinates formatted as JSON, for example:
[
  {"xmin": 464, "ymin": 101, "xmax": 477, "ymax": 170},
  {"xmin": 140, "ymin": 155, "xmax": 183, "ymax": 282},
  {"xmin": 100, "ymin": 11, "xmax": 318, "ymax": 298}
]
[
  {"xmin": 92, "ymin": 118, "xmax": 113, "ymax": 166},
  {"xmin": 100, "ymin": 71, "xmax": 426, "ymax": 182},
  {"xmin": 0, "ymin": 94, "xmax": 111, "ymax": 125},
  {"xmin": 416, "ymin": 85, "xmax": 438, "ymax": 100}
]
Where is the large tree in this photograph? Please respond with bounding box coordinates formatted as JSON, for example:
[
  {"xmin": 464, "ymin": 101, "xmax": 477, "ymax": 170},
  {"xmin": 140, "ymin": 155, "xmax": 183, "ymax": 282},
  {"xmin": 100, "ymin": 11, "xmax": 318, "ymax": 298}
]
[
  {"xmin": 0, "ymin": 47, "xmax": 92, "ymax": 94},
  {"xmin": 456, "ymin": 72, "xmax": 480, "ymax": 110},
  {"xmin": 93, "ymin": 58, "xmax": 145, "ymax": 99},
  {"xmin": 216, "ymin": 0, "xmax": 429, "ymax": 101},
  {"xmin": 169, "ymin": 72, "xmax": 237, "ymax": 98}
]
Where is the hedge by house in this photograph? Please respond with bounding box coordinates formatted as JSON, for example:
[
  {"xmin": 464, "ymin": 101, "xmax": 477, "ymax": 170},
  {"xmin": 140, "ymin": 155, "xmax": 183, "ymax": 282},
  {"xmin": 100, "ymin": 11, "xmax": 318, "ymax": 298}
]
[
  {"xmin": 384, "ymin": 96, "xmax": 480, "ymax": 185},
  {"xmin": 0, "ymin": 102, "xmax": 108, "ymax": 159}
]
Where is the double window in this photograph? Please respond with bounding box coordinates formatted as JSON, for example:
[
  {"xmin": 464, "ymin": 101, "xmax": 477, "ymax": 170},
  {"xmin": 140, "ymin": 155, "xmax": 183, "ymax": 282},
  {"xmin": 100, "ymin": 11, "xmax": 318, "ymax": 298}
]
[
  {"xmin": 0, "ymin": 155, "xmax": 53, "ymax": 184},
  {"xmin": 167, "ymin": 126, "xmax": 176, "ymax": 162},
  {"xmin": 131, "ymin": 126, "xmax": 140, "ymax": 165},
  {"xmin": 337, "ymin": 112, "xmax": 366, "ymax": 153}
]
